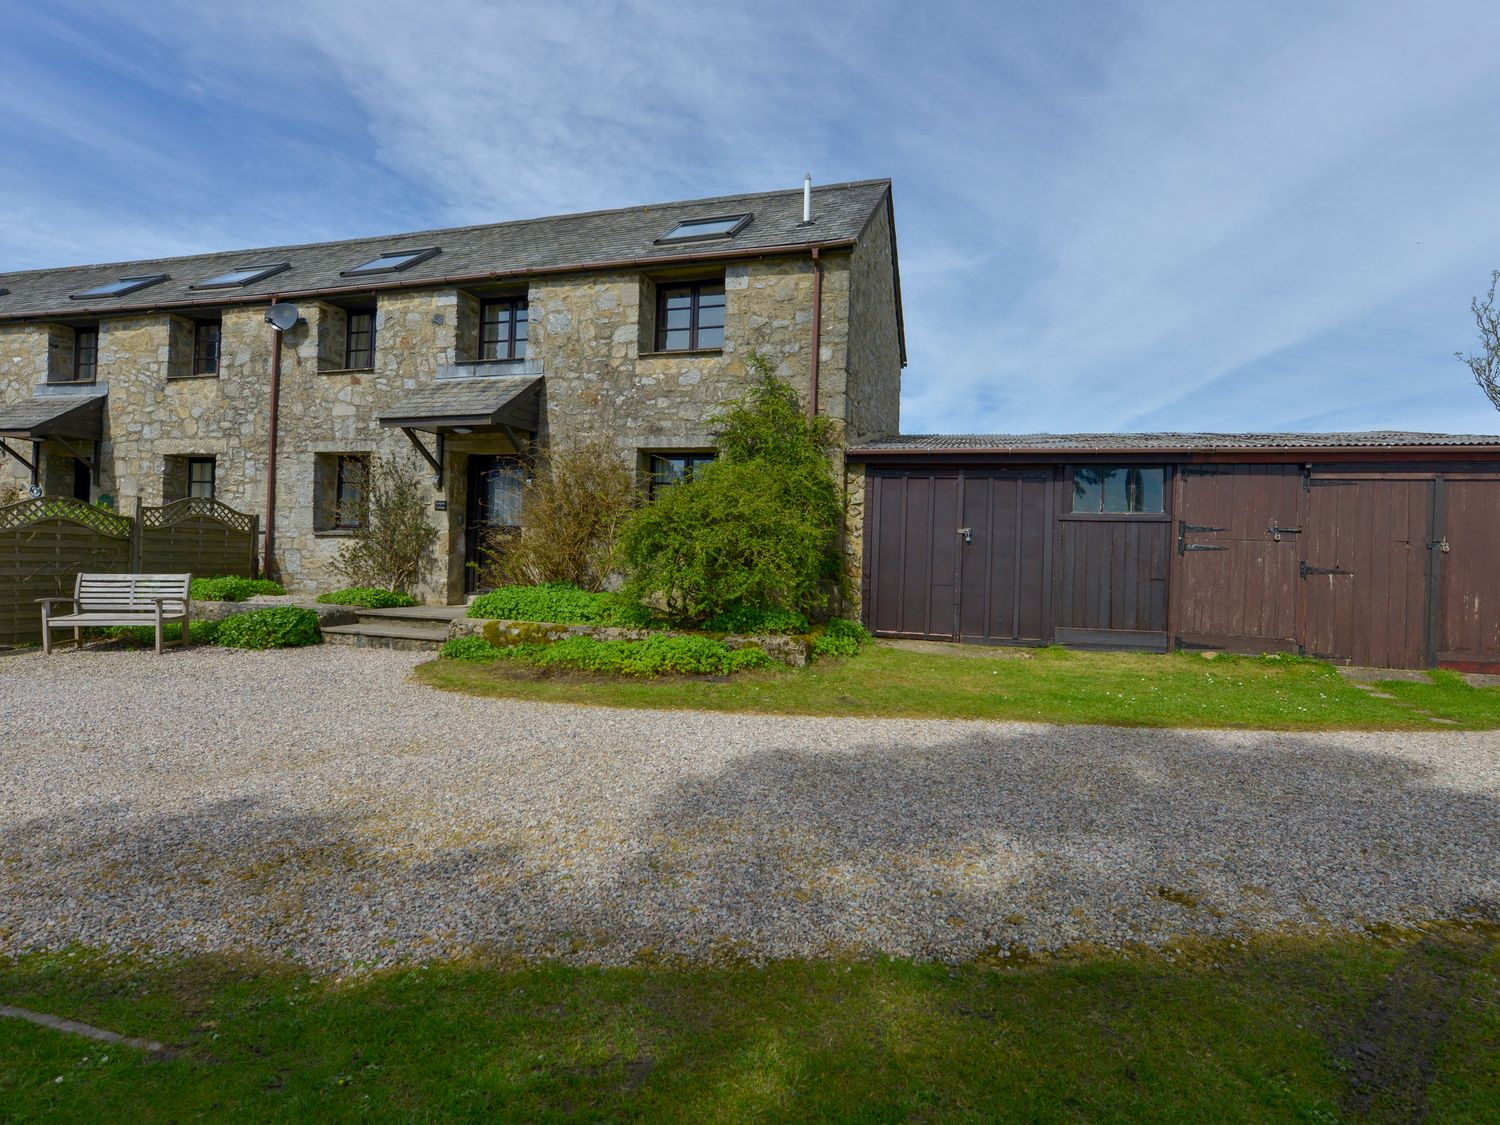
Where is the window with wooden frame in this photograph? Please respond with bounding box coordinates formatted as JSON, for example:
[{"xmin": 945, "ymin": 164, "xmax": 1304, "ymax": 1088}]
[
  {"xmin": 655, "ymin": 280, "xmax": 725, "ymax": 351},
  {"xmin": 71, "ymin": 326, "xmax": 99, "ymax": 383},
  {"xmin": 192, "ymin": 319, "xmax": 221, "ymax": 376},
  {"xmin": 187, "ymin": 457, "xmax": 216, "ymax": 499},
  {"xmin": 1071, "ymin": 466, "xmax": 1166, "ymax": 514},
  {"xmin": 334, "ymin": 454, "xmax": 369, "ymax": 529},
  {"xmin": 645, "ymin": 451, "xmax": 716, "ymax": 496},
  {"xmin": 479, "ymin": 297, "xmax": 528, "ymax": 360},
  {"xmin": 345, "ymin": 308, "xmax": 375, "ymax": 369}
]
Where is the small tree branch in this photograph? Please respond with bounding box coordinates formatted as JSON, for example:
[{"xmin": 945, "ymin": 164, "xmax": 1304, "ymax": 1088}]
[{"xmin": 1458, "ymin": 269, "xmax": 1500, "ymax": 411}]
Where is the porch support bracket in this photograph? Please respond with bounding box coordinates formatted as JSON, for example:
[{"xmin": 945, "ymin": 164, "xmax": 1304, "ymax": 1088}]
[
  {"xmin": 0, "ymin": 439, "xmax": 36, "ymax": 475},
  {"xmin": 401, "ymin": 428, "xmax": 444, "ymax": 489},
  {"xmin": 50, "ymin": 436, "xmax": 101, "ymax": 485}
]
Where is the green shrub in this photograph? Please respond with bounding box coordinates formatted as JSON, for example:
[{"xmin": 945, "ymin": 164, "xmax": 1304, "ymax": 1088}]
[
  {"xmin": 101, "ymin": 619, "xmax": 223, "ymax": 646},
  {"xmin": 331, "ymin": 457, "xmax": 439, "ymax": 596},
  {"xmin": 214, "ymin": 607, "xmax": 321, "ymax": 650},
  {"xmin": 618, "ymin": 362, "xmax": 844, "ymax": 626},
  {"xmin": 191, "ymin": 576, "xmax": 286, "ymax": 602},
  {"xmin": 440, "ymin": 635, "xmax": 503, "ymax": 662},
  {"xmin": 468, "ymin": 583, "xmax": 614, "ymax": 624},
  {"xmin": 316, "ymin": 587, "xmax": 418, "ymax": 609},
  {"xmin": 703, "ymin": 604, "xmax": 810, "ymax": 635},
  {"xmin": 812, "ymin": 617, "xmax": 871, "ymax": 660}
]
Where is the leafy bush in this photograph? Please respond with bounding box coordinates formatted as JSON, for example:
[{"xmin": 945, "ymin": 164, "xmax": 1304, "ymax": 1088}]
[
  {"xmin": 440, "ymin": 635, "xmax": 503, "ymax": 662},
  {"xmin": 191, "ymin": 576, "xmax": 286, "ymax": 602},
  {"xmin": 703, "ymin": 604, "xmax": 810, "ymax": 635},
  {"xmin": 316, "ymin": 587, "xmax": 418, "ymax": 609},
  {"xmin": 332, "ymin": 457, "xmax": 439, "ymax": 596},
  {"xmin": 481, "ymin": 439, "xmax": 638, "ymax": 591},
  {"xmin": 812, "ymin": 617, "xmax": 872, "ymax": 660},
  {"xmin": 468, "ymin": 583, "xmax": 615, "ymax": 624},
  {"xmin": 214, "ymin": 607, "xmax": 321, "ymax": 649},
  {"xmin": 618, "ymin": 360, "xmax": 843, "ymax": 626}
]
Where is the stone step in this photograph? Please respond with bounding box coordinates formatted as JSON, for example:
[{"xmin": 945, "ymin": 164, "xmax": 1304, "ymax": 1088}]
[
  {"xmin": 353, "ymin": 605, "xmax": 466, "ymax": 627},
  {"xmin": 321, "ymin": 622, "xmax": 450, "ymax": 652}
]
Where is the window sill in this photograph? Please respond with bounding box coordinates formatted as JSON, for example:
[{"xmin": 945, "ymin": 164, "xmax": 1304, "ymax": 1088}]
[
  {"xmin": 318, "ymin": 367, "xmax": 375, "ymax": 376},
  {"xmin": 167, "ymin": 373, "xmax": 221, "ymax": 382},
  {"xmin": 45, "ymin": 379, "xmax": 98, "ymax": 387},
  {"xmin": 637, "ymin": 348, "xmax": 724, "ymax": 359},
  {"xmin": 314, "ymin": 528, "xmax": 364, "ymax": 538}
]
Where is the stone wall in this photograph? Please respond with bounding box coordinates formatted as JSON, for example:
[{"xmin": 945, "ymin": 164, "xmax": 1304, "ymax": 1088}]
[
  {"xmin": 846, "ymin": 200, "xmax": 903, "ymax": 443},
  {"xmin": 0, "ymin": 233, "xmax": 903, "ymax": 604}
]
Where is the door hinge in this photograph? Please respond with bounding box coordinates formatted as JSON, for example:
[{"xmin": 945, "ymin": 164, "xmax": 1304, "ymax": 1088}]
[
  {"xmin": 1267, "ymin": 521, "xmax": 1301, "ymax": 542},
  {"xmin": 1183, "ymin": 544, "xmax": 1229, "ymax": 552},
  {"xmin": 1301, "ymin": 563, "xmax": 1353, "ymax": 578},
  {"xmin": 1177, "ymin": 520, "xmax": 1227, "ymax": 555}
]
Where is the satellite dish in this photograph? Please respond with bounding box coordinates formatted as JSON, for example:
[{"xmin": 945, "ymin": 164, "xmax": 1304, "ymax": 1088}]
[{"xmin": 265, "ymin": 302, "xmax": 300, "ymax": 332}]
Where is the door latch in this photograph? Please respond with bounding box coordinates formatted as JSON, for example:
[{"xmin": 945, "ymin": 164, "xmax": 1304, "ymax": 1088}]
[
  {"xmin": 957, "ymin": 527, "xmax": 972, "ymax": 545},
  {"xmin": 1267, "ymin": 521, "xmax": 1301, "ymax": 542},
  {"xmin": 1428, "ymin": 537, "xmax": 1450, "ymax": 553}
]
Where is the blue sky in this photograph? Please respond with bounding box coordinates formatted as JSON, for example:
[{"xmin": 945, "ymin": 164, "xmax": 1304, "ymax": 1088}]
[{"xmin": 3, "ymin": 0, "xmax": 1499, "ymax": 435}]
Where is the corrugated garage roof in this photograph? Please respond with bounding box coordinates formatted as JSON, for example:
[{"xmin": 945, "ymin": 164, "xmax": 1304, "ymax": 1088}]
[
  {"xmin": 852, "ymin": 431, "xmax": 1500, "ymax": 454},
  {"xmin": 0, "ymin": 180, "xmax": 893, "ymax": 321}
]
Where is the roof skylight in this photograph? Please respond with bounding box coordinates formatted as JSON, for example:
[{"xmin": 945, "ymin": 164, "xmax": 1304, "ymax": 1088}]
[
  {"xmin": 655, "ymin": 214, "xmax": 752, "ymax": 244},
  {"xmin": 341, "ymin": 247, "xmax": 440, "ymax": 276},
  {"xmin": 190, "ymin": 262, "xmax": 291, "ymax": 289},
  {"xmin": 69, "ymin": 274, "xmax": 169, "ymax": 300}
]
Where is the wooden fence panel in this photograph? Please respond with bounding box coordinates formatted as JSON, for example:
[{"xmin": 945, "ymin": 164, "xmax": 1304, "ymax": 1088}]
[
  {"xmin": 138, "ymin": 499, "xmax": 258, "ymax": 578},
  {"xmin": 0, "ymin": 498, "xmax": 133, "ymax": 645}
]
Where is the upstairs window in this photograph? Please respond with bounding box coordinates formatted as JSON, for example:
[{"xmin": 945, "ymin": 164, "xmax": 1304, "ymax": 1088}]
[
  {"xmin": 655, "ymin": 214, "xmax": 751, "ymax": 244},
  {"xmin": 1071, "ymin": 467, "xmax": 1166, "ymax": 514},
  {"xmin": 193, "ymin": 320, "xmax": 221, "ymax": 375},
  {"xmin": 646, "ymin": 451, "xmax": 716, "ymax": 496},
  {"xmin": 69, "ymin": 273, "xmax": 168, "ymax": 300},
  {"xmin": 187, "ymin": 457, "xmax": 216, "ymax": 499},
  {"xmin": 345, "ymin": 308, "xmax": 375, "ymax": 369},
  {"xmin": 479, "ymin": 297, "xmax": 528, "ymax": 361},
  {"xmin": 341, "ymin": 247, "xmax": 440, "ymax": 276},
  {"xmin": 72, "ymin": 327, "xmax": 99, "ymax": 382},
  {"xmin": 655, "ymin": 280, "xmax": 724, "ymax": 351}
]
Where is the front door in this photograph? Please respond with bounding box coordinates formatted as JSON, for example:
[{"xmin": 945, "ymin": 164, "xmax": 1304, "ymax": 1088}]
[{"xmin": 465, "ymin": 455, "xmax": 525, "ymax": 593}]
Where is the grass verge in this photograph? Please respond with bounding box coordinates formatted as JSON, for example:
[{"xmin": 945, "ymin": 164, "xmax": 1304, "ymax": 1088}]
[
  {"xmin": 1, "ymin": 925, "xmax": 1494, "ymax": 1121},
  {"xmin": 413, "ymin": 644, "xmax": 1500, "ymax": 730}
]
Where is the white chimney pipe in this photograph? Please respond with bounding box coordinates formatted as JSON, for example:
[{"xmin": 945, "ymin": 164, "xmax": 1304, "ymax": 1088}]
[{"xmin": 803, "ymin": 173, "xmax": 812, "ymax": 223}]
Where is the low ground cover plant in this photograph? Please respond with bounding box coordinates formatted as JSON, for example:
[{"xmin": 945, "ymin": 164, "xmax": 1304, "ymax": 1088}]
[
  {"xmin": 702, "ymin": 603, "xmax": 809, "ymax": 635},
  {"xmin": 315, "ymin": 587, "xmax": 417, "ymax": 609},
  {"xmin": 213, "ymin": 607, "xmax": 321, "ymax": 649},
  {"xmin": 811, "ymin": 616, "xmax": 872, "ymax": 659},
  {"xmin": 466, "ymin": 582, "xmax": 648, "ymax": 626},
  {"xmin": 441, "ymin": 632, "xmax": 771, "ymax": 676},
  {"xmin": 190, "ymin": 576, "xmax": 285, "ymax": 602}
]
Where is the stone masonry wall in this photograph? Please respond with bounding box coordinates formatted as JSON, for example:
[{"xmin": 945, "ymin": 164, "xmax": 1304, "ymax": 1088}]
[{"xmin": 0, "ymin": 234, "xmax": 901, "ymax": 604}]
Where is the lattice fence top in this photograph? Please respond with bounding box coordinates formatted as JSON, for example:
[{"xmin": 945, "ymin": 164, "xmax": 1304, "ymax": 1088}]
[
  {"xmin": 0, "ymin": 496, "xmax": 132, "ymax": 538},
  {"xmin": 142, "ymin": 497, "xmax": 256, "ymax": 533}
]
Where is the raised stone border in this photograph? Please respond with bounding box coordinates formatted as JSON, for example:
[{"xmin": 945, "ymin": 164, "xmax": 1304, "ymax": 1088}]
[{"xmin": 449, "ymin": 616, "xmax": 812, "ymax": 667}]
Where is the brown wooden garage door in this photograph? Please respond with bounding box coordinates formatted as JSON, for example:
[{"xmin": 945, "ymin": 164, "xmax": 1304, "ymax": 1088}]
[
  {"xmin": 1436, "ymin": 478, "xmax": 1500, "ymax": 670},
  {"xmin": 1173, "ymin": 465, "xmax": 1301, "ymax": 652},
  {"xmin": 866, "ymin": 468, "xmax": 1049, "ymax": 643}
]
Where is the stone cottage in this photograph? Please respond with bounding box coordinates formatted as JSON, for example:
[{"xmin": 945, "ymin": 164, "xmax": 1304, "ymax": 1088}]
[{"xmin": 0, "ymin": 179, "xmax": 905, "ymax": 603}]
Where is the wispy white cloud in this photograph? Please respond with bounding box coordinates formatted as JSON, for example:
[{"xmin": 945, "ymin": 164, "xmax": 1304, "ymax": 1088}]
[{"xmin": 4, "ymin": 0, "xmax": 1500, "ymax": 433}]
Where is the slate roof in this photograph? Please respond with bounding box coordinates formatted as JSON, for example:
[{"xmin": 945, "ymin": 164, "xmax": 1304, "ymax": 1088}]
[
  {"xmin": 852, "ymin": 431, "xmax": 1500, "ymax": 454},
  {"xmin": 378, "ymin": 375, "xmax": 542, "ymax": 432},
  {"xmin": 0, "ymin": 180, "xmax": 893, "ymax": 321}
]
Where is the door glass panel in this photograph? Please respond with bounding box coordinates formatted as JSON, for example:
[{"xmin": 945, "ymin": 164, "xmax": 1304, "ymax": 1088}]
[{"xmin": 481, "ymin": 465, "xmax": 525, "ymax": 527}]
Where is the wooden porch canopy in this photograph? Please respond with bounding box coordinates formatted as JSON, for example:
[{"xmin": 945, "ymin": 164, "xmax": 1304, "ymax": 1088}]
[
  {"xmin": 377, "ymin": 375, "xmax": 541, "ymax": 435},
  {"xmin": 0, "ymin": 392, "xmax": 106, "ymax": 442},
  {"xmin": 0, "ymin": 392, "xmax": 107, "ymax": 485},
  {"xmin": 377, "ymin": 375, "xmax": 541, "ymax": 487}
]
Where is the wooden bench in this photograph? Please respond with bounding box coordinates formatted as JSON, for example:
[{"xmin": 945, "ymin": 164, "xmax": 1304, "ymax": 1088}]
[{"xmin": 38, "ymin": 573, "xmax": 193, "ymax": 655}]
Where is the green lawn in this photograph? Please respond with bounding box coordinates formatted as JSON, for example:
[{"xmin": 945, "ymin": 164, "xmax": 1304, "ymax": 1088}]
[
  {"xmin": 2, "ymin": 925, "xmax": 1495, "ymax": 1121},
  {"xmin": 414, "ymin": 643, "xmax": 1500, "ymax": 730}
]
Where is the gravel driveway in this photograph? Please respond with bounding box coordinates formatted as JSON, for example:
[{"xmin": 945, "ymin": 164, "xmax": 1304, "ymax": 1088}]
[{"xmin": 1, "ymin": 646, "xmax": 1496, "ymax": 971}]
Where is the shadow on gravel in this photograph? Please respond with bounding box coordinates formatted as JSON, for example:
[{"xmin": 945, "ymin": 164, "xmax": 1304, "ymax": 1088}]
[{"xmin": 2, "ymin": 727, "xmax": 1496, "ymax": 969}]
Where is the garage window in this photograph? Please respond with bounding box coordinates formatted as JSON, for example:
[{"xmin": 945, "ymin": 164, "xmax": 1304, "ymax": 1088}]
[{"xmin": 1072, "ymin": 467, "xmax": 1165, "ymax": 514}]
